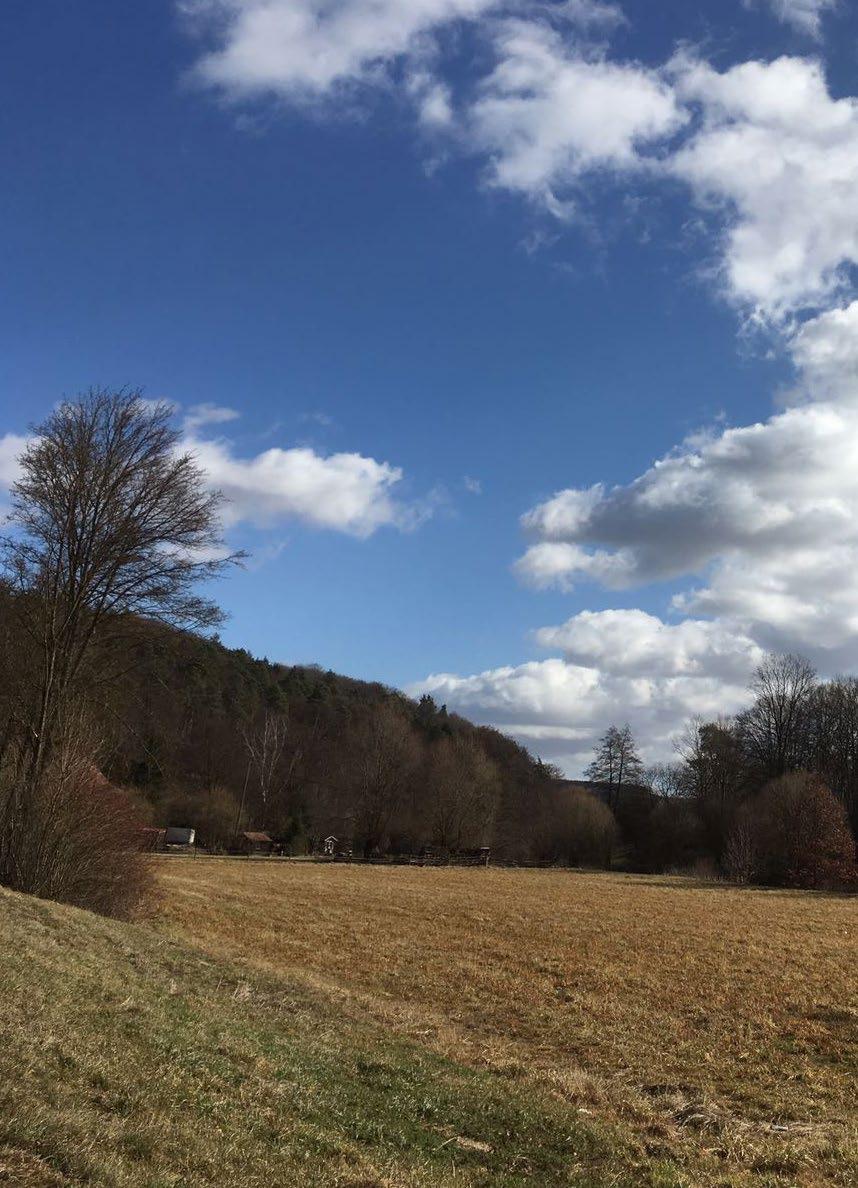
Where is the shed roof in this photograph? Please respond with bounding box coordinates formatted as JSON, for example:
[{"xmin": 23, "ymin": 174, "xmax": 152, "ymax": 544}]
[{"xmin": 242, "ymin": 831, "xmax": 272, "ymax": 843}]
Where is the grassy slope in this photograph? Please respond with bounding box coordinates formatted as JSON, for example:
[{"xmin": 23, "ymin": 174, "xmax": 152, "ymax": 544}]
[
  {"xmin": 155, "ymin": 863, "xmax": 858, "ymax": 1188},
  {"xmin": 0, "ymin": 886, "xmax": 675, "ymax": 1188}
]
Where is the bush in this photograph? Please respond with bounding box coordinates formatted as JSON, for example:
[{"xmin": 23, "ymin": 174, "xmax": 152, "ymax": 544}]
[
  {"xmin": 722, "ymin": 820, "xmax": 756, "ymax": 885},
  {"xmin": 534, "ymin": 788, "xmax": 617, "ymax": 868},
  {"xmin": 731, "ymin": 772, "xmax": 857, "ymax": 889},
  {"xmin": 0, "ymin": 745, "xmax": 154, "ymax": 919},
  {"xmin": 638, "ymin": 798, "xmax": 702, "ymax": 873}
]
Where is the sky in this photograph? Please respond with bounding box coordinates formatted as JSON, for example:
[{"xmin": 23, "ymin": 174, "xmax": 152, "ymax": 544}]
[{"xmin": 3, "ymin": 0, "xmax": 858, "ymax": 773}]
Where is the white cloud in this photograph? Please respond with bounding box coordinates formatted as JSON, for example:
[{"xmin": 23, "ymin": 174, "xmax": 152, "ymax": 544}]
[
  {"xmin": 789, "ymin": 299, "xmax": 858, "ymax": 402},
  {"xmin": 755, "ymin": 0, "xmax": 837, "ymax": 37},
  {"xmin": 181, "ymin": 5, "xmax": 858, "ymax": 324},
  {"xmin": 183, "ymin": 402, "xmax": 241, "ymax": 432},
  {"xmin": 180, "ymin": 0, "xmax": 632, "ymax": 105},
  {"xmin": 0, "ymin": 434, "xmax": 27, "ymax": 492},
  {"xmin": 467, "ymin": 40, "xmax": 858, "ymax": 323},
  {"xmin": 669, "ymin": 54, "xmax": 858, "ymax": 318},
  {"xmin": 180, "ymin": 0, "xmax": 499, "ymax": 99},
  {"xmin": 534, "ymin": 608, "xmax": 762, "ymax": 681},
  {"xmin": 412, "ymin": 609, "xmax": 760, "ymax": 770},
  {"xmin": 517, "ymin": 301, "xmax": 858, "ymax": 666},
  {"xmin": 423, "ymin": 300, "xmax": 858, "ymax": 772},
  {"xmin": 469, "ymin": 19, "xmax": 684, "ymax": 202},
  {"xmin": 555, "ymin": 0, "xmax": 626, "ymax": 28},
  {"xmin": 0, "ymin": 411, "xmax": 417, "ymax": 540},
  {"xmin": 178, "ymin": 4, "xmax": 858, "ymax": 763},
  {"xmin": 519, "ymin": 402, "xmax": 858, "ymax": 587},
  {"xmin": 187, "ymin": 430, "xmax": 419, "ymax": 536}
]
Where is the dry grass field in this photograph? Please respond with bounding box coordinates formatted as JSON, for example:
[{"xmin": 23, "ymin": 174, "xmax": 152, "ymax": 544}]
[
  {"xmin": 1, "ymin": 884, "xmax": 620, "ymax": 1188},
  {"xmin": 156, "ymin": 861, "xmax": 857, "ymax": 1188}
]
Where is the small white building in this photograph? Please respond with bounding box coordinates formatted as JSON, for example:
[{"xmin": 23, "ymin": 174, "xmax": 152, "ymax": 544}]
[{"xmin": 164, "ymin": 826, "xmax": 196, "ymax": 848}]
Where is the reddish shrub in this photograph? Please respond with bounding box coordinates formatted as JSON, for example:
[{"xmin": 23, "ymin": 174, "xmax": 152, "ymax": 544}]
[
  {"xmin": 736, "ymin": 772, "xmax": 857, "ymax": 889},
  {"xmin": 1, "ymin": 749, "xmax": 155, "ymax": 919}
]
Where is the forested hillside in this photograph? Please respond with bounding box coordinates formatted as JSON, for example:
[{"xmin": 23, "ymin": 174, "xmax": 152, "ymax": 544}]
[{"xmin": 97, "ymin": 622, "xmax": 607, "ymax": 863}]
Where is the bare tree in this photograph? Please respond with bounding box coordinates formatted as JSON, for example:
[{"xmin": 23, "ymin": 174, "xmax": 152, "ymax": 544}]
[
  {"xmin": 737, "ymin": 653, "xmax": 816, "ymax": 780},
  {"xmin": 240, "ymin": 710, "xmax": 288, "ymax": 830},
  {"xmin": 425, "ymin": 735, "xmax": 498, "ymax": 852},
  {"xmin": 348, "ymin": 704, "xmax": 420, "ymax": 859},
  {"xmin": 805, "ymin": 677, "xmax": 858, "ymax": 836},
  {"xmin": 645, "ymin": 761, "xmax": 687, "ymax": 799},
  {"xmin": 675, "ymin": 716, "xmax": 746, "ymax": 857},
  {"xmin": 0, "ymin": 388, "xmax": 237, "ymax": 895},
  {"xmin": 737, "ymin": 772, "xmax": 856, "ymax": 889},
  {"xmin": 585, "ymin": 724, "xmax": 644, "ymax": 811}
]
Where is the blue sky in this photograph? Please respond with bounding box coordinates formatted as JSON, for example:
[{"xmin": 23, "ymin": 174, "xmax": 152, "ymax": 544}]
[{"xmin": 3, "ymin": 0, "xmax": 858, "ymax": 771}]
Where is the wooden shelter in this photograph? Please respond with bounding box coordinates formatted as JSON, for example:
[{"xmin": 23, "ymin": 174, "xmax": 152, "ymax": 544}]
[{"xmin": 240, "ymin": 831, "xmax": 273, "ymax": 856}]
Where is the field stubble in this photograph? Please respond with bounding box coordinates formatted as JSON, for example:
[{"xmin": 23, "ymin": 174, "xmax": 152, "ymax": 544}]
[{"xmin": 157, "ymin": 862, "xmax": 857, "ymax": 1187}]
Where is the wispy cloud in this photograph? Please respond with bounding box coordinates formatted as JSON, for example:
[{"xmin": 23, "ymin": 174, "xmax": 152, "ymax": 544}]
[
  {"xmin": 183, "ymin": 402, "xmax": 241, "ymax": 432},
  {"xmin": 752, "ymin": 0, "xmax": 837, "ymax": 38}
]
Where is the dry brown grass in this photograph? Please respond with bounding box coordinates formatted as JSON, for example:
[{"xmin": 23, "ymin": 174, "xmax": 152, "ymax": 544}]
[
  {"xmin": 156, "ymin": 861, "xmax": 857, "ymax": 1187},
  {"xmin": 3, "ymin": 883, "xmax": 619, "ymax": 1187}
]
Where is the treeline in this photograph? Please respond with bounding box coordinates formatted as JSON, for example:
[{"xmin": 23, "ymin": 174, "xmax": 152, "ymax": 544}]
[
  {"xmin": 99, "ymin": 623, "xmax": 614, "ymax": 867},
  {"xmin": 608, "ymin": 654, "xmax": 857, "ymax": 888},
  {"xmin": 103, "ymin": 635, "xmax": 857, "ymax": 889}
]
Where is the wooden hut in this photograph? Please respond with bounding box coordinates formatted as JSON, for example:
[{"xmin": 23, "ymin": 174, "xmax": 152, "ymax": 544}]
[{"xmin": 240, "ymin": 831, "xmax": 273, "ymax": 856}]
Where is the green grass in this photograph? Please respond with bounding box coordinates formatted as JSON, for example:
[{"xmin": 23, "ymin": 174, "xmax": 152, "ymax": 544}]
[{"xmin": 0, "ymin": 886, "xmax": 682, "ymax": 1187}]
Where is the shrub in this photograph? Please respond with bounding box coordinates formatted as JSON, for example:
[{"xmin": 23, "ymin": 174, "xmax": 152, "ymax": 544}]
[
  {"xmin": 534, "ymin": 788, "xmax": 617, "ymax": 868},
  {"xmin": 0, "ymin": 744, "xmax": 154, "ymax": 919},
  {"xmin": 638, "ymin": 798, "xmax": 702, "ymax": 873},
  {"xmin": 722, "ymin": 820, "xmax": 756, "ymax": 885},
  {"xmin": 733, "ymin": 772, "xmax": 857, "ymax": 889}
]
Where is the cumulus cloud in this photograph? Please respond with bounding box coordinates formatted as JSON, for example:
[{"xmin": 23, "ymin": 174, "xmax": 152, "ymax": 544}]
[
  {"xmin": 413, "ymin": 612, "xmax": 759, "ymax": 770},
  {"xmin": 180, "ymin": 0, "xmax": 633, "ymax": 104},
  {"xmin": 209, "ymin": 10, "xmax": 858, "ymax": 327},
  {"xmin": 668, "ymin": 55, "xmax": 858, "ymax": 318},
  {"xmin": 518, "ymin": 403, "xmax": 858, "ymax": 588},
  {"xmin": 789, "ymin": 300, "xmax": 858, "ymax": 401},
  {"xmin": 429, "ymin": 301, "xmax": 858, "ymax": 772},
  {"xmin": 470, "ymin": 45, "xmax": 858, "ymax": 321},
  {"xmin": 186, "ymin": 429, "xmax": 421, "ymax": 536},
  {"xmin": 183, "ymin": 402, "xmax": 241, "ymax": 432},
  {"xmin": 534, "ymin": 608, "xmax": 763, "ymax": 681},
  {"xmin": 555, "ymin": 0, "xmax": 626, "ymax": 28},
  {"xmin": 0, "ymin": 413, "xmax": 419, "ymax": 540},
  {"xmin": 179, "ymin": 3, "xmax": 858, "ymax": 765},
  {"xmin": 518, "ymin": 301, "xmax": 858, "ymax": 662},
  {"xmin": 755, "ymin": 0, "xmax": 837, "ymax": 37},
  {"xmin": 181, "ymin": 5, "xmax": 858, "ymax": 324},
  {"xmin": 469, "ymin": 18, "xmax": 683, "ymax": 203},
  {"xmin": 0, "ymin": 434, "xmax": 27, "ymax": 492}
]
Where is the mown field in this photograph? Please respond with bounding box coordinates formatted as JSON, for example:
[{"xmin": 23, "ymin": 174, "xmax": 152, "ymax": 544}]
[
  {"xmin": 1, "ymin": 863, "xmax": 855, "ymax": 1187},
  {"xmin": 155, "ymin": 862, "xmax": 856, "ymax": 1188}
]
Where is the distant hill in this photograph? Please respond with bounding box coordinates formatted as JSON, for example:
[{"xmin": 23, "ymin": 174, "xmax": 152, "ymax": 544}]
[{"xmin": 87, "ymin": 623, "xmax": 562, "ymax": 860}]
